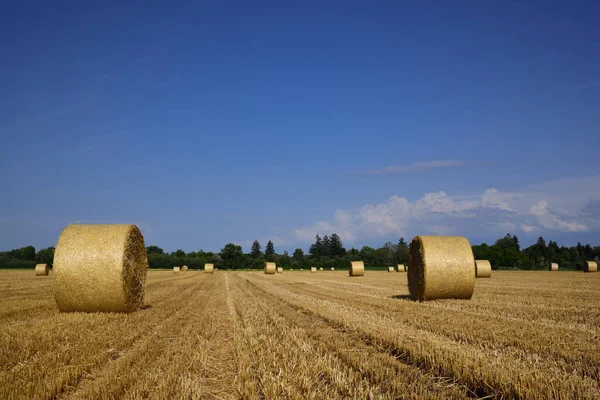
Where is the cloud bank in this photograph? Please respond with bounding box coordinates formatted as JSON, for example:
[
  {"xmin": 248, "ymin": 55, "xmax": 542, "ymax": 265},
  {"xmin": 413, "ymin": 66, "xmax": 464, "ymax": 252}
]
[
  {"xmin": 293, "ymin": 177, "xmax": 600, "ymax": 244},
  {"xmin": 351, "ymin": 160, "xmax": 470, "ymax": 174}
]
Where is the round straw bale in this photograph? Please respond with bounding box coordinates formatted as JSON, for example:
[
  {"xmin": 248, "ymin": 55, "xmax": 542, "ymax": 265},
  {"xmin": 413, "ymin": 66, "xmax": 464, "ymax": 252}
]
[
  {"xmin": 204, "ymin": 263, "xmax": 214, "ymax": 274},
  {"xmin": 173, "ymin": 266, "xmax": 181, "ymax": 274},
  {"xmin": 330, "ymin": 267, "xmax": 335, "ymax": 271},
  {"xmin": 549, "ymin": 263, "xmax": 559, "ymax": 271},
  {"xmin": 319, "ymin": 267, "xmax": 323, "ymax": 271},
  {"xmin": 277, "ymin": 267, "xmax": 283, "ymax": 273},
  {"xmin": 35, "ymin": 263, "xmax": 50, "ymax": 276},
  {"xmin": 408, "ymin": 236, "xmax": 475, "ymax": 301},
  {"xmin": 475, "ymin": 260, "xmax": 492, "ymax": 278},
  {"xmin": 264, "ymin": 262, "xmax": 276, "ymax": 274},
  {"xmin": 300, "ymin": 268, "xmax": 304, "ymax": 271},
  {"xmin": 349, "ymin": 261, "xmax": 365, "ymax": 277},
  {"xmin": 53, "ymin": 224, "xmax": 148, "ymax": 313},
  {"xmin": 583, "ymin": 261, "xmax": 597, "ymax": 273},
  {"xmin": 397, "ymin": 264, "xmax": 406, "ymax": 272},
  {"xmin": 181, "ymin": 265, "xmax": 189, "ymax": 272},
  {"xmin": 388, "ymin": 266, "xmax": 395, "ymax": 272},
  {"xmin": 311, "ymin": 267, "xmax": 317, "ymax": 273}
]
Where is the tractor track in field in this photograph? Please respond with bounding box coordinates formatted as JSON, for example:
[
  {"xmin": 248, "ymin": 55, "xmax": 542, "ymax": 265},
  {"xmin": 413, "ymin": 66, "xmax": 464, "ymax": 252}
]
[
  {"xmin": 235, "ymin": 274, "xmax": 474, "ymax": 399},
  {"xmin": 55, "ymin": 276, "xmax": 210, "ymax": 399},
  {"xmin": 243, "ymin": 274, "xmax": 600, "ymax": 399}
]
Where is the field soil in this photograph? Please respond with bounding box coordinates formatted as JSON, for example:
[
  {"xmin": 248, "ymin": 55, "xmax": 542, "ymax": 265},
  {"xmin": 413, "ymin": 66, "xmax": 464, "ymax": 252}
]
[{"xmin": 1, "ymin": 270, "xmax": 599, "ymax": 399}]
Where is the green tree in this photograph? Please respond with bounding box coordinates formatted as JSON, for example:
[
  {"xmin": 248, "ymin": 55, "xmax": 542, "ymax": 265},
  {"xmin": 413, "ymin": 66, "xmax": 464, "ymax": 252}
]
[
  {"xmin": 251, "ymin": 240, "xmax": 261, "ymax": 258},
  {"xmin": 220, "ymin": 243, "xmax": 243, "ymax": 269},
  {"xmin": 174, "ymin": 249, "xmax": 186, "ymax": 258},
  {"xmin": 292, "ymin": 248, "xmax": 304, "ymax": 267},
  {"xmin": 17, "ymin": 246, "xmax": 36, "ymax": 261},
  {"xmin": 396, "ymin": 237, "xmax": 409, "ymax": 264},
  {"xmin": 329, "ymin": 233, "xmax": 346, "ymax": 257},
  {"xmin": 322, "ymin": 235, "xmax": 331, "ymax": 257},
  {"xmin": 35, "ymin": 247, "xmax": 55, "ymax": 264},
  {"xmin": 146, "ymin": 246, "xmax": 164, "ymax": 254},
  {"xmin": 309, "ymin": 235, "xmax": 323, "ymax": 258},
  {"xmin": 265, "ymin": 240, "xmax": 275, "ymax": 261}
]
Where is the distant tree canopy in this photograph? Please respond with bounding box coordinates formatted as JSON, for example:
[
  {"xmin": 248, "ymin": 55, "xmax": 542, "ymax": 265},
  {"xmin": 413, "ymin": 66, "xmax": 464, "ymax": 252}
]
[{"xmin": 1, "ymin": 233, "xmax": 599, "ymax": 270}]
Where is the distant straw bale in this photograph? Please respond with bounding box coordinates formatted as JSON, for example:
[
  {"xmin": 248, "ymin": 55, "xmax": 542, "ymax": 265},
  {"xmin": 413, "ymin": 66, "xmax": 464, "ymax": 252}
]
[
  {"xmin": 277, "ymin": 267, "xmax": 283, "ymax": 273},
  {"xmin": 349, "ymin": 261, "xmax": 365, "ymax": 277},
  {"xmin": 53, "ymin": 224, "xmax": 148, "ymax": 313},
  {"xmin": 173, "ymin": 266, "xmax": 180, "ymax": 274},
  {"xmin": 330, "ymin": 267, "xmax": 335, "ymax": 271},
  {"xmin": 181, "ymin": 265, "xmax": 189, "ymax": 272},
  {"xmin": 204, "ymin": 263, "xmax": 214, "ymax": 274},
  {"xmin": 475, "ymin": 260, "xmax": 492, "ymax": 278},
  {"xmin": 311, "ymin": 267, "xmax": 317, "ymax": 273},
  {"xmin": 35, "ymin": 263, "xmax": 50, "ymax": 276},
  {"xmin": 408, "ymin": 236, "xmax": 475, "ymax": 301},
  {"xmin": 583, "ymin": 261, "xmax": 597, "ymax": 273},
  {"xmin": 397, "ymin": 264, "xmax": 406, "ymax": 272},
  {"xmin": 388, "ymin": 266, "xmax": 395, "ymax": 272},
  {"xmin": 319, "ymin": 267, "xmax": 323, "ymax": 271},
  {"xmin": 549, "ymin": 263, "xmax": 559, "ymax": 271},
  {"xmin": 264, "ymin": 262, "xmax": 276, "ymax": 274}
]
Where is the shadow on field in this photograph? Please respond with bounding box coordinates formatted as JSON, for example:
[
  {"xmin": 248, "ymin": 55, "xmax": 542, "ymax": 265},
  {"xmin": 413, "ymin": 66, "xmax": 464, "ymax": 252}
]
[
  {"xmin": 141, "ymin": 304, "xmax": 153, "ymax": 310},
  {"xmin": 391, "ymin": 295, "xmax": 412, "ymax": 300}
]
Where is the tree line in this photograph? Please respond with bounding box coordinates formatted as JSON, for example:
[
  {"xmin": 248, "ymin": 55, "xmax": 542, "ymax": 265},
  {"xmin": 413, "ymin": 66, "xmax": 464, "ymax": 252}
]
[{"xmin": 1, "ymin": 233, "xmax": 599, "ymax": 270}]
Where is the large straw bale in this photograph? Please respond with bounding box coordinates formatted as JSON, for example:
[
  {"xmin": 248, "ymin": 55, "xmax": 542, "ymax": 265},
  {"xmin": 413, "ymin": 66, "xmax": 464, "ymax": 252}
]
[
  {"xmin": 311, "ymin": 267, "xmax": 317, "ymax": 273},
  {"xmin": 397, "ymin": 264, "xmax": 406, "ymax": 272},
  {"xmin": 583, "ymin": 261, "xmax": 597, "ymax": 273},
  {"xmin": 277, "ymin": 267, "xmax": 283, "ymax": 273},
  {"xmin": 408, "ymin": 236, "xmax": 475, "ymax": 301},
  {"xmin": 53, "ymin": 224, "xmax": 148, "ymax": 313},
  {"xmin": 204, "ymin": 263, "xmax": 214, "ymax": 274},
  {"xmin": 181, "ymin": 265, "xmax": 188, "ymax": 272},
  {"xmin": 265, "ymin": 262, "xmax": 276, "ymax": 274},
  {"xmin": 475, "ymin": 259, "xmax": 492, "ymax": 278},
  {"xmin": 388, "ymin": 266, "xmax": 395, "ymax": 272},
  {"xmin": 173, "ymin": 266, "xmax": 181, "ymax": 274},
  {"xmin": 549, "ymin": 263, "xmax": 559, "ymax": 271},
  {"xmin": 35, "ymin": 263, "xmax": 50, "ymax": 276},
  {"xmin": 349, "ymin": 261, "xmax": 365, "ymax": 277}
]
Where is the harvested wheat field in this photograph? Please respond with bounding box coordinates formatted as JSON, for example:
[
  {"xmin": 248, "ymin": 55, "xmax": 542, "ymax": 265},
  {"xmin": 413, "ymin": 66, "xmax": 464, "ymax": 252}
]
[{"xmin": 1, "ymin": 270, "xmax": 599, "ymax": 399}]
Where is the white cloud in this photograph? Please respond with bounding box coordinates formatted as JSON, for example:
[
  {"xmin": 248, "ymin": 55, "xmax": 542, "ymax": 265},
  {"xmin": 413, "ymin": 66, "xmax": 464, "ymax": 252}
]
[
  {"xmin": 293, "ymin": 178, "xmax": 599, "ymax": 244},
  {"xmin": 529, "ymin": 201, "xmax": 588, "ymax": 232},
  {"xmin": 520, "ymin": 224, "xmax": 537, "ymax": 233},
  {"xmin": 352, "ymin": 160, "xmax": 469, "ymax": 174}
]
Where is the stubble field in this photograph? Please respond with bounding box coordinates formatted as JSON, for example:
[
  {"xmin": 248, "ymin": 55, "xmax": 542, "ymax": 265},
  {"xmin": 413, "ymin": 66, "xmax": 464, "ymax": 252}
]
[{"xmin": 1, "ymin": 270, "xmax": 599, "ymax": 399}]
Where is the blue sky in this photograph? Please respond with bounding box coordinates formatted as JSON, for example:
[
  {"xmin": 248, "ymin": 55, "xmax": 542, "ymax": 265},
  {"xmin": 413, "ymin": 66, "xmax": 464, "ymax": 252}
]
[{"xmin": 1, "ymin": 1, "xmax": 599, "ymax": 253}]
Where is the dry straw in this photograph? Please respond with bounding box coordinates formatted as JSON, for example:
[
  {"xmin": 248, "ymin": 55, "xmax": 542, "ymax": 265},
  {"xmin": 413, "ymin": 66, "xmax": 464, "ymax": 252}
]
[
  {"xmin": 408, "ymin": 236, "xmax": 475, "ymax": 301},
  {"xmin": 583, "ymin": 261, "xmax": 597, "ymax": 273},
  {"xmin": 53, "ymin": 224, "xmax": 148, "ymax": 313},
  {"xmin": 330, "ymin": 267, "xmax": 335, "ymax": 271},
  {"xmin": 549, "ymin": 263, "xmax": 559, "ymax": 271},
  {"xmin": 204, "ymin": 263, "xmax": 214, "ymax": 274},
  {"xmin": 277, "ymin": 267, "xmax": 283, "ymax": 273},
  {"xmin": 397, "ymin": 264, "xmax": 406, "ymax": 272},
  {"xmin": 35, "ymin": 263, "xmax": 50, "ymax": 276},
  {"xmin": 319, "ymin": 267, "xmax": 323, "ymax": 271},
  {"xmin": 264, "ymin": 262, "xmax": 276, "ymax": 274},
  {"xmin": 349, "ymin": 261, "xmax": 365, "ymax": 277},
  {"xmin": 311, "ymin": 267, "xmax": 317, "ymax": 273},
  {"xmin": 475, "ymin": 260, "xmax": 492, "ymax": 278},
  {"xmin": 388, "ymin": 266, "xmax": 395, "ymax": 272},
  {"xmin": 173, "ymin": 266, "xmax": 181, "ymax": 274},
  {"xmin": 181, "ymin": 265, "xmax": 189, "ymax": 272}
]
